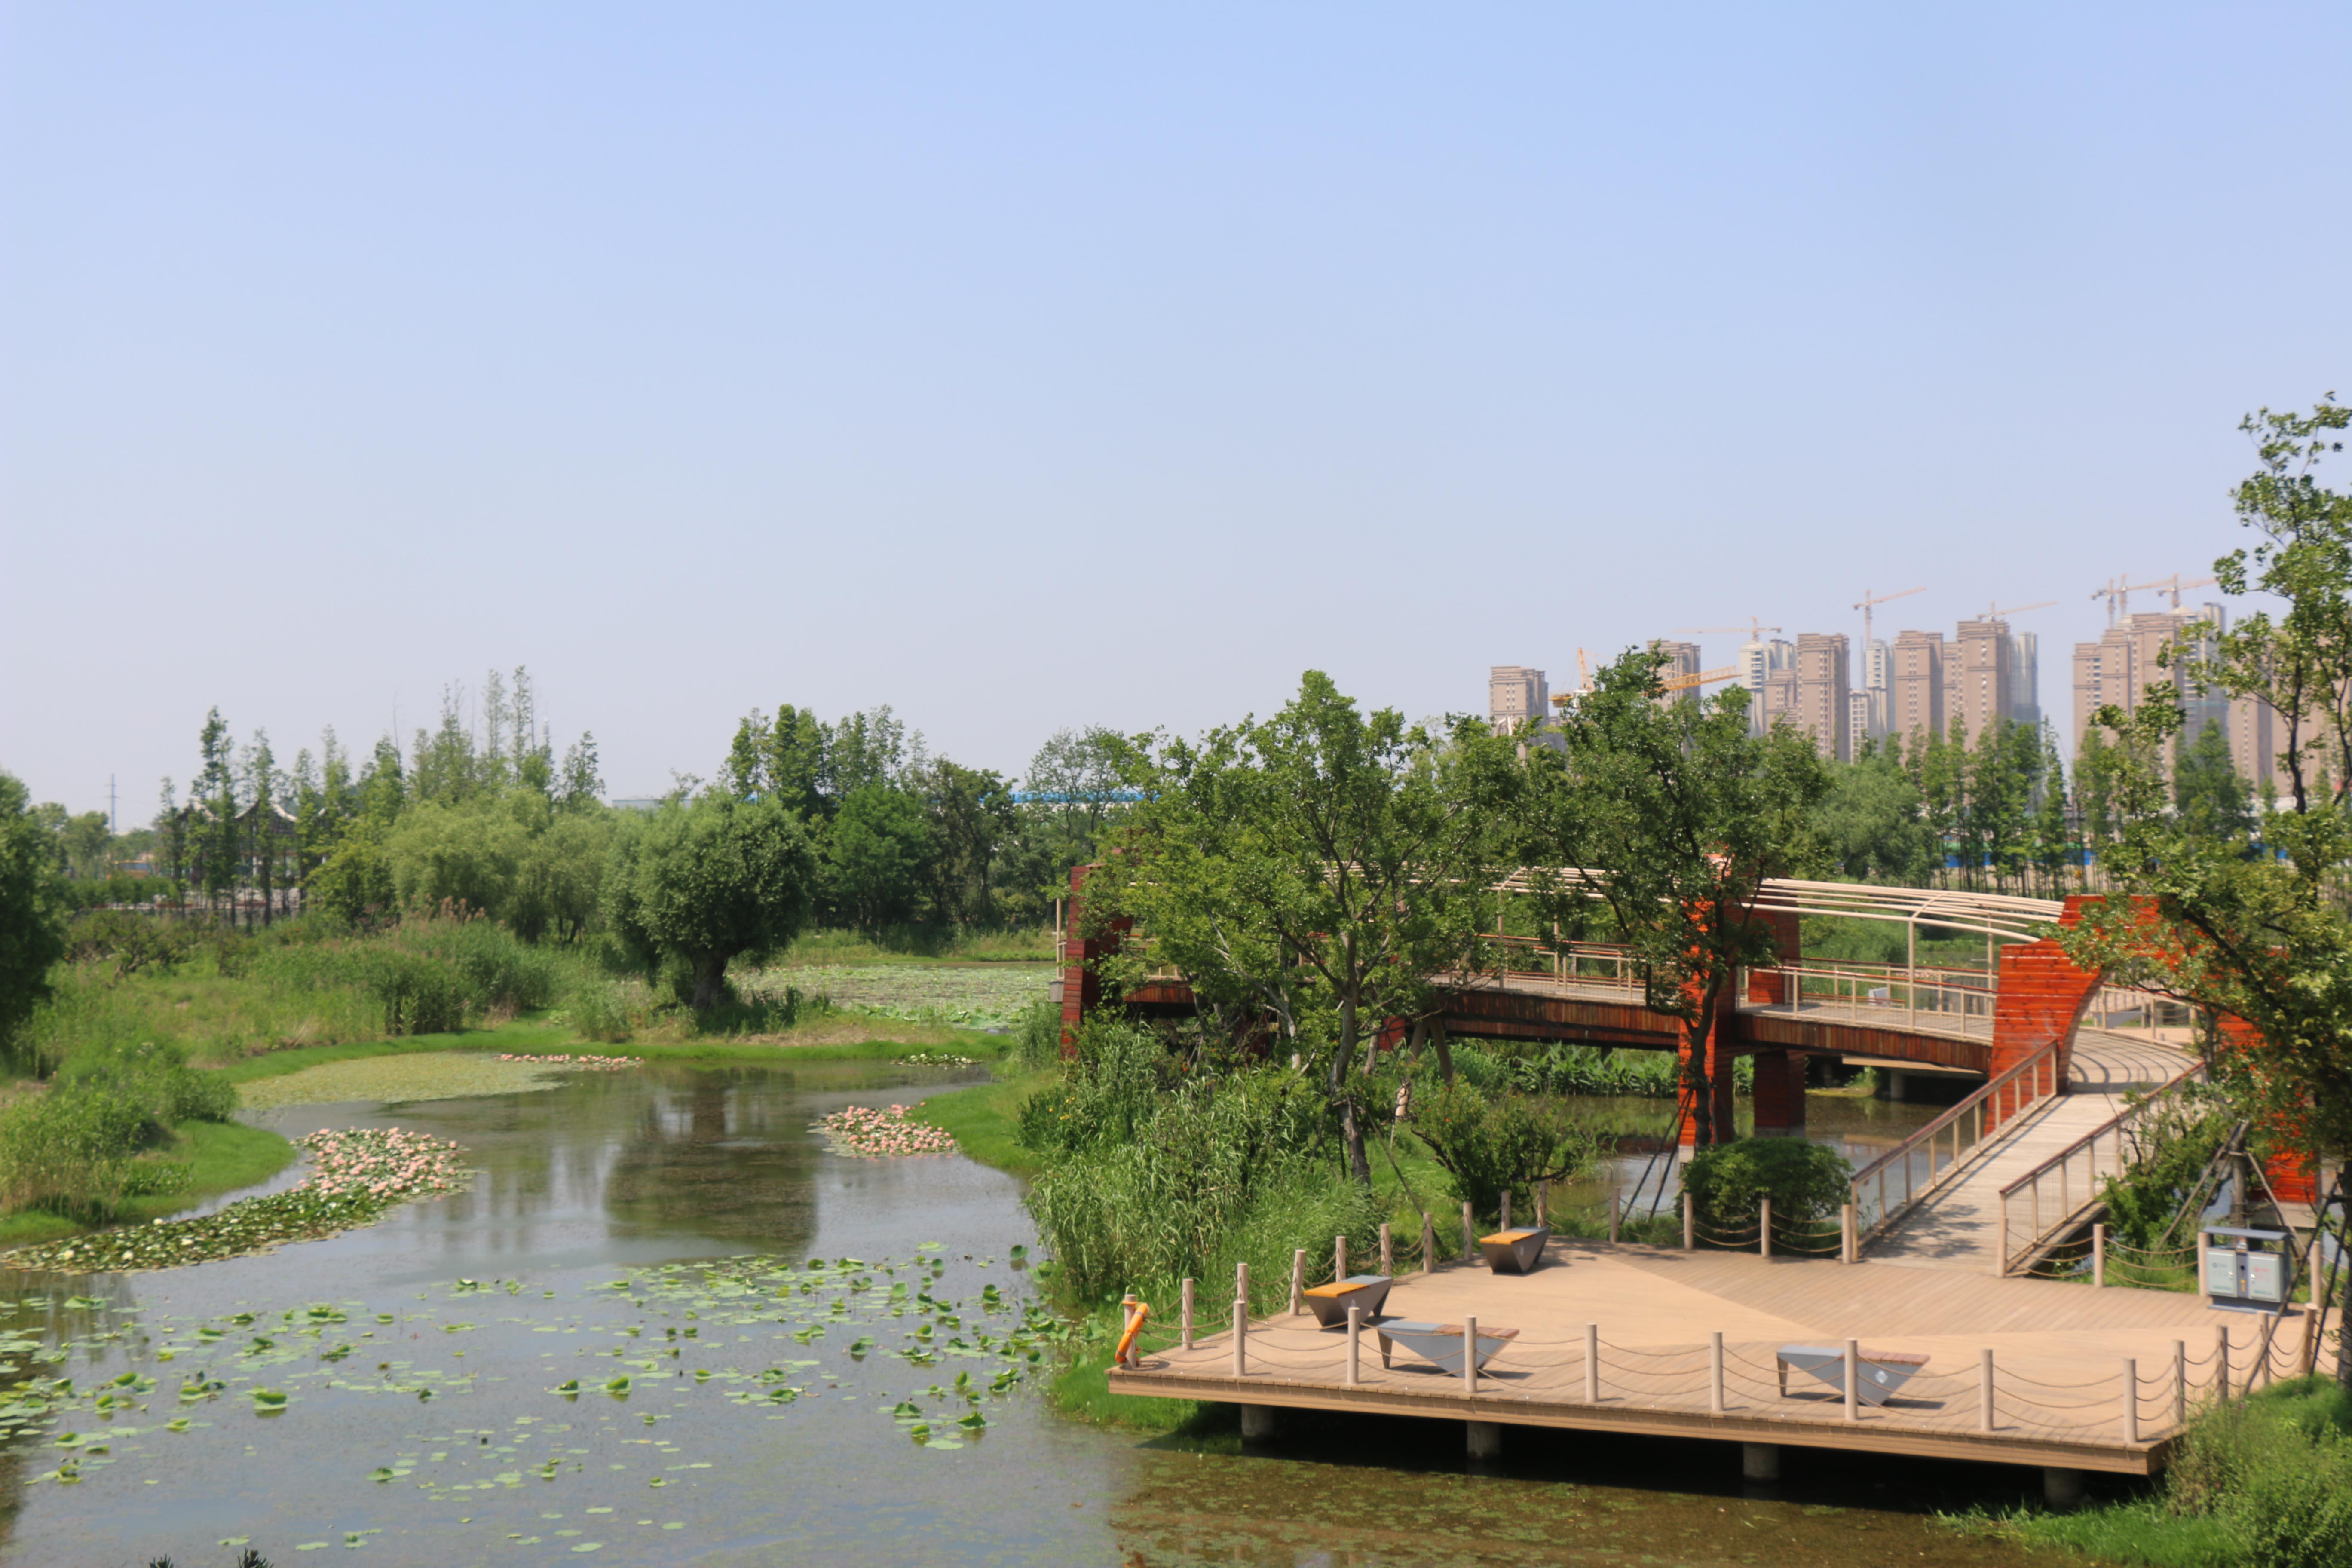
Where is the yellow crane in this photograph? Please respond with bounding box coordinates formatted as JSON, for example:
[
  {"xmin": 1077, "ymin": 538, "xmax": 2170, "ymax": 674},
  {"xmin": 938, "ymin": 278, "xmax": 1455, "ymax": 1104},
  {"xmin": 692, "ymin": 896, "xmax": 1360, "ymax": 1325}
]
[{"xmin": 1853, "ymin": 586, "xmax": 1925, "ymax": 649}]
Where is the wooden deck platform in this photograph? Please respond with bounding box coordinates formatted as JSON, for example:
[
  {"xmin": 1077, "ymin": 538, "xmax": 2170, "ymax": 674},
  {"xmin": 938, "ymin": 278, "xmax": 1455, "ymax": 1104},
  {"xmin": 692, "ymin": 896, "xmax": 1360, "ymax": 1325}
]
[{"xmin": 1108, "ymin": 1239, "xmax": 2322, "ymax": 1476}]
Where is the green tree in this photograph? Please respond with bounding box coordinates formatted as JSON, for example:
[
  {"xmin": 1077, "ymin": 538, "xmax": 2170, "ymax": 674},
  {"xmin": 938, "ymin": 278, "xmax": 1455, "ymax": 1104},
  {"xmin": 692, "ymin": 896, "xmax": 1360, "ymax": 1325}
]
[
  {"xmin": 191, "ymin": 709, "xmax": 238, "ymax": 916},
  {"xmin": 1091, "ymin": 671, "xmax": 1518, "ymax": 1183},
  {"xmin": 1813, "ymin": 740, "xmax": 1935, "ymax": 883},
  {"xmin": 55, "ymin": 810, "xmax": 112, "ymax": 880},
  {"xmin": 601, "ymin": 794, "xmax": 818, "ymax": 1010},
  {"xmin": 0, "ymin": 772, "xmax": 69, "ymax": 1067},
  {"xmin": 2174, "ymin": 720, "xmax": 2254, "ymax": 839},
  {"xmin": 917, "ymin": 760, "xmax": 1017, "ymax": 927},
  {"xmin": 2055, "ymin": 398, "xmax": 2352, "ymax": 1384},
  {"xmin": 1519, "ymin": 647, "xmax": 1830, "ymax": 1146},
  {"xmin": 827, "ymin": 785, "xmax": 935, "ymax": 931}
]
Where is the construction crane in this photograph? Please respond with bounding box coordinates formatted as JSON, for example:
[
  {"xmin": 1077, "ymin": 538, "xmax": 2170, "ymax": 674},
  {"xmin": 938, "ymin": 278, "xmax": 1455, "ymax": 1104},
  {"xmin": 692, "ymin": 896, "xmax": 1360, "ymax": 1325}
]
[
  {"xmin": 1854, "ymin": 586, "xmax": 1925, "ymax": 649},
  {"xmin": 1672, "ymin": 618, "xmax": 1783, "ymax": 641},
  {"xmin": 2125, "ymin": 574, "xmax": 2219, "ymax": 611},
  {"xmin": 1981, "ymin": 598, "xmax": 2057, "ymax": 621},
  {"xmin": 1548, "ymin": 650, "xmax": 1735, "ymax": 707}
]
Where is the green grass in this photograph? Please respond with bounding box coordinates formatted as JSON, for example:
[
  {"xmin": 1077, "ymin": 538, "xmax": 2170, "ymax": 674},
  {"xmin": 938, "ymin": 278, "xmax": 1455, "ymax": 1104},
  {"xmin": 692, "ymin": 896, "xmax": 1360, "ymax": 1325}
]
[
  {"xmin": 915, "ymin": 1069, "xmax": 1053, "ymax": 1179},
  {"xmin": 1956, "ymin": 1496, "xmax": 2234, "ymax": 1568},
  {"xmin": 775, "ymin": 927, "xmax": 1060, "ymax": 966},
  {"xmin": 0, "ymin": 1118, "xmax": 298, "ymax": 1248}
]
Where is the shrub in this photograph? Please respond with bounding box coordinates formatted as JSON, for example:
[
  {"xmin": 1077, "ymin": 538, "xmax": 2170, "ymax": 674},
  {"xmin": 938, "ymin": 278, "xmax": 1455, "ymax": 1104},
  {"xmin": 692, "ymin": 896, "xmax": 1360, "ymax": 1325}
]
[
  {"xmin": 1680, "ymin": 1137, "xmax": 1853, "ymax": 1229},
  {"xmin": 361, "ymin": 949, "xmax": 470, "ymax": 1035},
  {"xmin": 1407, "ymin": 1081, "xmax": 1596, "ymax": 1219},
  {"xmin": 64, "ymin": 910, "xmax": 197, "ymax": 978},
  {"xmin": 1013, "ymin": 995, "xmax": 1063, "ymax": 1073},
  {"xmin": 0, "ymin": 1086, "xmax": 155, "ymax": 1219},
  {"xmin": 2164, "ymin": 1378, "xmax": 2352, "ymax": 1568},
  {"xmin": 1015, "ymin": 1020, "xmax": 1174, "ymax": 1157},
  {"xmin": 57, "ymin": 1037, "xmax": 235, "ymax": 1124},
  {"xmin": 1026, "ymin": 1069, "xmax": 1374, "ymax": 1311}
]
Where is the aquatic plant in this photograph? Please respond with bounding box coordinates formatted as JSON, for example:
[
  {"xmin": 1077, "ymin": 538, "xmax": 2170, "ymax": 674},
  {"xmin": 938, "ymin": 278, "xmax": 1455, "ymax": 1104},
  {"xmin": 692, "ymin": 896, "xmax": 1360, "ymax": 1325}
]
[{"xmin": 816, "ymin": 1105, "xmax": 956, "ymax": 1158}]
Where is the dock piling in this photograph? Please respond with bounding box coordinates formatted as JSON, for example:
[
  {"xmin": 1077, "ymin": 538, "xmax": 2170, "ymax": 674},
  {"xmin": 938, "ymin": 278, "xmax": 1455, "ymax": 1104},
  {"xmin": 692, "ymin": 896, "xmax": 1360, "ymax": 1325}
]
[
  {"xmin": 1232, "ymin": 1300, "xmax": 1247, "ymax": 1378},
  {"xmin": 1466, "ymin": 1420, "xmax": 1502, "ymax": 1461},
  {"xmin": 2122, "ymin": 1359, "xmax": 2138, "ymax": 1444},
  {"xmin": 1583, "ymin": 1323, "xmax": 1600, "ymax": 1404},
  {"xmin": 1464, "ymin": 1317, "xmax": 1479, "ymax": 1394},
  {"xmin": 1843, "ymin": 1339, "xmax": 1859, "ymax": 1423},
  {"xmin": 2043, "ymin": 1468, "xmax": 2084, "ymax": 1510},
  {"xmin": 1980, "ymin": 1349, "xmax": 1994, "ymax": 1433},
  {"xmin": 1709, "ymin": 1331, "xmax": 1724, "ymax": 1415},
  {"xmin": 1289, "ymin": 1249, "xmax": 1305, "ymax": 1315},
  {"xmin": 1181, "ymin": 1278, "xmax": 1194, "ymax": 1350},
  {"xmin": 1345, "ymin": 1305, "xmax": 1360, "ymax": 1387},
  {"xmin": 1741, "ymin": 1443, "xmax": 1779, "ymax": 1483}
]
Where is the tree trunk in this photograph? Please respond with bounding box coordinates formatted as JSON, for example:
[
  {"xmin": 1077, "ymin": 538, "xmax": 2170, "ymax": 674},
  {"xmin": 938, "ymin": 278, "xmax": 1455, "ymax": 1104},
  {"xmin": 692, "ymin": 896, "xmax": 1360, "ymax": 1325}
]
[
  {"xmin": 1332, "ymin": 984, "xmax": 1372, "ymax": 1185},
  {"xmin": 691, "ymin": 955, "xmax": 728, "ymax": 1012}
]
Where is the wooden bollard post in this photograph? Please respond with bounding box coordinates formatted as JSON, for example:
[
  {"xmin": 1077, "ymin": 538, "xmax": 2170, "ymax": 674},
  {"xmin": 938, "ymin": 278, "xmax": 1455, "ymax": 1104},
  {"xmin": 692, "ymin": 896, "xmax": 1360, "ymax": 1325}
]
[
  {"xmin": 2092, "ymin": 1222, "xmax": 2107, "ymax": 1289},
  {"xmin": 1683, "ymin": 1193, "xmax": 1695, "ymax": 1251},
  {"xmin": 2122, "ymin": 1358, "xmax": 2139, "ymax": 1444},
  {"xmin": 1232, "ymin": 1299, "xmax": 1247, "ymax": 1378},
  {"xmin": 1335, "ymin": 1234, "xmax": 1348, "ymax": 1285},
  {"xmin": 1760, "ymin": 1197, "xmax": 1772, "ymax": 1258},
  {"xmin": 1980, "ymin": 1349, "xmax": 1995, "ymax": 1432},
  {"xmin": 1841, "ymin": 1202, "xmax": 1856, "ymax": 1265},
  {"xmin": 1289, "ymin": 1249, "xmax": 1306, "ymax": 1314},
  {"xmin": 1536, "ymin": 1181, "xmax": 1549, "ymax": 1228},
  {"xmin": 1422, "ymin": 1214, "xmax": 1437, "ymax": 1274},
  {"xmin": 1709, "ymin": 1330, "xmax": 1724, "ymax": 1415},
  {"xmin": 2172, "ymin": 1341, "xmax": 2187, "ymax": 1429},
  {"xmin": 1843, "ymin": 1338, "xmax": 1860, "ymax": 1423},
  {"xmin": 1463, "ymin": 1316, "xmax": 1479, "ymax": 1395},
  {"xmin": 1583, "ymin": 1322, "xmax": 1600, "ymax": 1403},
  {"xmin": 1235, "ymin": 1261, "xmax": 1250, "ymax": 1315},
  {"xmin": 2216, "ymin": 1325, "xmax": 2230, "ymax": 1402},
  {"xmin": 2300, "ymin": 1307, "xmax": 2317, "ymax": 1377},
  {"xmin": 1345, "ymin": 1305, "xmax": 1361, "ymax": 1387},
  {"xmin": 1462, "ymin": 1201, "xmax": 1475, "ymax": 1262},
  {"xmin": 1181, "ymin": 1277, "xmax": 1195, "ymax": 1350}
]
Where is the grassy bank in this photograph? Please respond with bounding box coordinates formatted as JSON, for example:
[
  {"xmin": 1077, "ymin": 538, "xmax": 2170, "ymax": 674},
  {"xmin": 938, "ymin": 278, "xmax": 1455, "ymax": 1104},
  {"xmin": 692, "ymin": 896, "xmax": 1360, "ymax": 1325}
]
[{"xmin": 0, "ymin": 1118, "xmax": 297, "ymax": 1248}]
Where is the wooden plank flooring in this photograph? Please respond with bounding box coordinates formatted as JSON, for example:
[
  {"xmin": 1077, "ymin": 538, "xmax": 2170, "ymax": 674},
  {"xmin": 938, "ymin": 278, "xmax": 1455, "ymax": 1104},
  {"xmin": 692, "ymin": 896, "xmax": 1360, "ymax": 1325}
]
[{"xmin": 1108, "ymin": 1239, "xmax": 2316, "ymax": 1475}]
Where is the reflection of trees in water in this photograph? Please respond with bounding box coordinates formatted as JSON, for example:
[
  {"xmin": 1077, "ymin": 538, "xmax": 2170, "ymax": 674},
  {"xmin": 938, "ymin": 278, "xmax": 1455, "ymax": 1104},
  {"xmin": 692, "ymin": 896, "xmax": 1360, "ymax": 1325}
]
[
  {"xmin": 603, "ymin": 1069, "xmax": 820, "ymax": 1252},
  {"xmin": 0, "ymin": 1270, "xmax": 142, "ymax": 1553}
]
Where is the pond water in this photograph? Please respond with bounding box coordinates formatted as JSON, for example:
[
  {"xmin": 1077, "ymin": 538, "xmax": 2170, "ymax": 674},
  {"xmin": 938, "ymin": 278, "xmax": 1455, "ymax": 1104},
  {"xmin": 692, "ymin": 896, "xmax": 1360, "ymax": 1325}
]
[{"xmin": 0, "ymin": 1067, "xmax": 2078, "ymax": 1566}]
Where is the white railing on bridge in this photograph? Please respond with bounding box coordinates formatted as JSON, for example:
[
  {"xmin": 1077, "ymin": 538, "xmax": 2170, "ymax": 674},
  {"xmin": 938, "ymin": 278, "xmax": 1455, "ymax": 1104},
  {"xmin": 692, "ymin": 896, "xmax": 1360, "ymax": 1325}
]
[
  {"xmin": 1847, "ymin": 1041, "xmax": 2067, "ymax": 1247},
  {"xmin": 1996, "ymin": 1059, "xmax": 2206, "ymax": 1275}
]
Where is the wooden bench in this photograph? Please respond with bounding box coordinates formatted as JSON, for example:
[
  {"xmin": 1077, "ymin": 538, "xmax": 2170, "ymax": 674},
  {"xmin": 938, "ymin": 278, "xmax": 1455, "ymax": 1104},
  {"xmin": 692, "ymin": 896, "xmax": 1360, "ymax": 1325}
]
[
  {"xmin": 1479, "ymin": 1226, "xmax": 1552, "ymax": 1274},
  {"xmin": 1302, "ymin": 1274, "xmax": 1393, "ymax": 1329}
]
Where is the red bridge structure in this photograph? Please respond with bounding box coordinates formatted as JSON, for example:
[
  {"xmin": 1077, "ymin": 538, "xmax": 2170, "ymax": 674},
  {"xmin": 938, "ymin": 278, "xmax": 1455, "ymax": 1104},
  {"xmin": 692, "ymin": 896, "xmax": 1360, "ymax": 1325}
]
[{"xmin": 1055, "ymin": 867, "xmax": 2307, "ymax": 1272}]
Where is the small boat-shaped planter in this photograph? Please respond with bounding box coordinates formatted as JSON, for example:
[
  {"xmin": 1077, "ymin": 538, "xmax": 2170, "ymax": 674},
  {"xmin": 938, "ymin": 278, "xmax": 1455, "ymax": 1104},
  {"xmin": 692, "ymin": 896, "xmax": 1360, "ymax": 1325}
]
[
  {"xmin": 1479, "ymin": 1226, "xmax": 1552, "ymax": 1274},
  {"xmin": 1302, "ymin": 1274, "xmax": 1394, "ymax": 1329},
  {"xmin": 1375, "ymin": 1320, "xmax": 1519, "ymax": 1375}
]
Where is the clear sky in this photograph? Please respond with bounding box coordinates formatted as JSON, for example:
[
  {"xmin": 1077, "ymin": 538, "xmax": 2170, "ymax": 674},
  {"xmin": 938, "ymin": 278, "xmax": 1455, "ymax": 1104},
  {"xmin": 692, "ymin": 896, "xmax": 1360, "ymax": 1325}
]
[{"xmin": 5, "ymin": 4, "xmax": 2348, "ymax": 816}]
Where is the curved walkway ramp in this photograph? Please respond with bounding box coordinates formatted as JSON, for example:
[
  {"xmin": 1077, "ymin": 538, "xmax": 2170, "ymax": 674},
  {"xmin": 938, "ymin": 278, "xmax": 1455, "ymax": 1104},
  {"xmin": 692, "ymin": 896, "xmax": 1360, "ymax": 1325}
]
[{"xmin": 1863, "ymin": 1026, "xmax": 2196, "ymax": 1273}]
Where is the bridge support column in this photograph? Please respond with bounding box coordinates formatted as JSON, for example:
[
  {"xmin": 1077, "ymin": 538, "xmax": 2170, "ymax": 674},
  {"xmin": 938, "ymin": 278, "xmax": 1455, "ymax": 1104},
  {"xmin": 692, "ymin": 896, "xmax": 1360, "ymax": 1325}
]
[
  {"xmin": 2043, "ymin": 1467, "xmax": 2085, "ymax": 1510},
  {"xmin": 1741, "ymin": 1443, "xmax": 1780, "ymax": 1483},
  {"xmin": 1751, "ymin": 1051, "xmax": 1807, "ymax": 1138},
  {"xmin": 1239, "ymin": 1404, "xmax": 1278, "ymax": 1442},
  {"xmin": 1466, "ymin": 1421, "xmax": 1503, "ymax": 1461}
]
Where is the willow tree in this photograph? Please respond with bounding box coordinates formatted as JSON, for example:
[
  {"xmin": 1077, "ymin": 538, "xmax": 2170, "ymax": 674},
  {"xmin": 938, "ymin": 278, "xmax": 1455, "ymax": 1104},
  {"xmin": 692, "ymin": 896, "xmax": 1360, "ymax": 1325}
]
[
  {"xmin": 1089, "ymin": 671, "xmax": 1518, "ymax": 1184},
  {"xmin": 1513, "ymin": 646, "xmax": 1830, "ymax": 1147}
]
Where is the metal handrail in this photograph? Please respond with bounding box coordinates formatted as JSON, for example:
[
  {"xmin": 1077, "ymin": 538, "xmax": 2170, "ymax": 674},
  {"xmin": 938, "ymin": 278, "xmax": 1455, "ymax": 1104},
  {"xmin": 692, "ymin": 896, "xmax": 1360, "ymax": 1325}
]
[
  {"xmin": 1848, "ymin": 1038, "xmax": 2067, "ymax": 1247},
  {"xmin": 1995, "ymin": 1059, "xmax": 2206, "ymax": 1271}
]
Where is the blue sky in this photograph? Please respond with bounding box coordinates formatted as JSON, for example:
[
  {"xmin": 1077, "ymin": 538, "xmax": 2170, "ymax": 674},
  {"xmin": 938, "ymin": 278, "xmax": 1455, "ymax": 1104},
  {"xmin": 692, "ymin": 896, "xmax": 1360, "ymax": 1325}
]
[{"xmin": 5, "ymin": 4, "xmax": 2348, "ymax": 813}]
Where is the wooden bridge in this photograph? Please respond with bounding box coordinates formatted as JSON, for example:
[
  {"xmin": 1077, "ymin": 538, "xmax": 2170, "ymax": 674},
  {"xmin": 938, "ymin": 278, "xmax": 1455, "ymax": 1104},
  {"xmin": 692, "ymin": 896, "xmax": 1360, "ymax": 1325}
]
[{"xmin": 1061, "ymin": 874, "xmax": 2242, "ymax": 1269}]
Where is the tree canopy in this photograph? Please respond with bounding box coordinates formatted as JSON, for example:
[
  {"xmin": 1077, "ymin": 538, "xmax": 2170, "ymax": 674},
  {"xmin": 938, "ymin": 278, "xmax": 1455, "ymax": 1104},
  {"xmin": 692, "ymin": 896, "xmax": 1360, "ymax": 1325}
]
[{"xmin": 601, "ymin": 793, "xmax": 819, "ymax": 1010}]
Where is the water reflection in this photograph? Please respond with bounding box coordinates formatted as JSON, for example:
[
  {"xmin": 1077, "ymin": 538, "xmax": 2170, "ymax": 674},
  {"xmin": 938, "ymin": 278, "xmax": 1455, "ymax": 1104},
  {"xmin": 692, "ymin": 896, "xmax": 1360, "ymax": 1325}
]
[{"xmin": 0, "ymin": 1068, "xmax": 2061, "ymax": 1567}]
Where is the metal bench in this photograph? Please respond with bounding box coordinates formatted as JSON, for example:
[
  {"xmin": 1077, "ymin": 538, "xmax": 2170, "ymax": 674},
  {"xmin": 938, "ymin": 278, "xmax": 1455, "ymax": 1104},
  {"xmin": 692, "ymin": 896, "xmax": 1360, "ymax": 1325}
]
[
  {"xmin": 1479, "ymin": 1226, "xmax": 1552, "ymax": 1274},
  {"xmin": 1302, "ymin": 1274, "xmax": 1393, "ymax": 1329},
  {"xmin": 1774, "ymin": 1344, "xmax": 1931, "ymax": 1406},
  {"xmin": 1376, "ymin": 1320, "xmax": 1519, "ymax": 1375}
]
